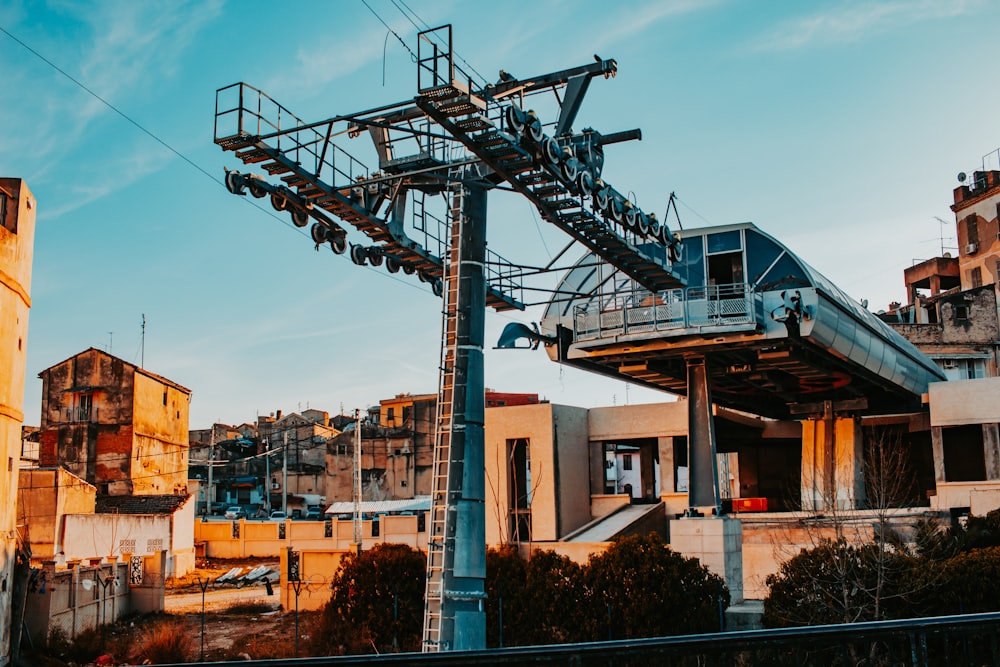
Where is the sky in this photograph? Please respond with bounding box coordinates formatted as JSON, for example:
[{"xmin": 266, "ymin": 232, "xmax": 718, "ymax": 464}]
[{"xmin": 3, "ymin": 0, "xmax": 1000, "ymax": 429}]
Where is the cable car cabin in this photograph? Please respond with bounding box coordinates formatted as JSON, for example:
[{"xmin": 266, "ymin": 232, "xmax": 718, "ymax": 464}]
[{"xmin": 540, "ymin": 222, "xmax": 945, "ymax": 419}]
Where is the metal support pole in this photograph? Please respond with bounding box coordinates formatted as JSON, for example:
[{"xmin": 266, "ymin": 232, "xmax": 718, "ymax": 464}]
[
  {"xmin": 423, "ymin": 182, "xmax": 488, "ymax": 651},
  {"xmin": 686, "ymin": 355, "xmax": 721, "ymax": 513},
  {"xmin": 198, "ymin": 576, "xmax": 209, "ymax": 660}
]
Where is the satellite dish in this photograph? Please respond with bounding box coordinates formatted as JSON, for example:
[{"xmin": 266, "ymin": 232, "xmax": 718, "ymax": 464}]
[{"xmin": 958, "ymin": 172, "xmax": 967, "ymax": 183}]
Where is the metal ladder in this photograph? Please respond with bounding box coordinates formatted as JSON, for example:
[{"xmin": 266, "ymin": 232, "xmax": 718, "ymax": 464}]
[{"xmin": 422, "ymin": 177, "xmax": 464, "ymax": 651}]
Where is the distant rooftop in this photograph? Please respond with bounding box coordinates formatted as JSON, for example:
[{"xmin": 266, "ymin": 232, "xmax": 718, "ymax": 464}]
[{"xmin": 96, "ymin": 494, "xmax": 190, "ymax": 515}]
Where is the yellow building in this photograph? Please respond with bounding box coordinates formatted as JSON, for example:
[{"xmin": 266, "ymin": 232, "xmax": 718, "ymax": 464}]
[{"xmin": 0, "ymin": 178, "xmax": 36, "ymax": 665}]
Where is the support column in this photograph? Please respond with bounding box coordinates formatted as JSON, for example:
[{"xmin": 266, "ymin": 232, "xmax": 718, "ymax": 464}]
[
  {"xmin": 983, "ymin": 423, "xmax": 1000, "ymax": 480},
  {"xmin": 657, "ymin": 436, "xmax": 676, "ymax": 496},
  {"xmin": 931, "ymin": 426, "xmax": 946, "ymax": 483},
  {"xmin": 425, "ymin": 182, "xmax": 487, "ymax": 651},
  {"xmin": 669, "ymin": 517, "xmax": 743, "ymax": 605},
  {"xmin": 686, "ymin": 356, "xmax": 720, "ymax": 514},
  {"xmin": 833, "ymin": 415, "xmax": 865, "ymax": 510},
  {"xmin": 800, "ymin": 405, "xmax": 865, "ymax": 511}
]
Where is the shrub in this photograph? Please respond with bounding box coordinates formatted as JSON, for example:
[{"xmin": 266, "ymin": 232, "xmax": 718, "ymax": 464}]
[
  {"xmin": 764, "ymin": 538, "xmax": 917, "ymax": 627},
  {"xmin": 930, "ymin": 546, "xmax": 1000, "ymax": 615},
  {"xmin": 584, "ymin": 533, "xmax": 729, "ymax": 640},
  {"xmin": 486, "ymin": 545, "xmax": 527, "ymax": 648},
  {"xmin": 485, "ymin": 546, "xmax": 586, "ymax": 647},
  {"xmin": 312, "ymin": 543, "xmax": 426, "ymax": 655}
]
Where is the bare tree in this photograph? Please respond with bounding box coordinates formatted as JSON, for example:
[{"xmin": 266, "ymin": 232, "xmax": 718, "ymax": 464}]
[{"xmin": 765, "ymin": 426, "xmax": 933, "ymax": 627}]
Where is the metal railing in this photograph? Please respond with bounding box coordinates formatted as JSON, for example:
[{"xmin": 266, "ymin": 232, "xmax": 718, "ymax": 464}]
[
  {"xmin": 573, "ymin": 282, "xmax": 760, "ymax": 341},
  {"xmin": 214, "ymin": 83, "xmax": 370, "ymax": 188},
  {"xmin": 185, "ymin": 611, "xmax": 1000, "ymax": 666}
]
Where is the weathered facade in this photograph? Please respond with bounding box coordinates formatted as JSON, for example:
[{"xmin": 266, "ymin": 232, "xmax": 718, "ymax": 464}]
[
  {"xmin": 38, "ymin": 348, "xmax": 191, "ymax": 496},
  {"xmin": 17, "ymin": 468, "xmax": 97, "ymax": 561},
  {"xmin": 0, "ymin": 178, "xmax": 36, "ymax": 666}
]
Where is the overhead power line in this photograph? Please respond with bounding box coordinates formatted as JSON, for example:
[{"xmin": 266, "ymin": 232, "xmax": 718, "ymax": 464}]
[{"xmin": 0, "ymin": 23, "xmax": 439, "ymax": 298}]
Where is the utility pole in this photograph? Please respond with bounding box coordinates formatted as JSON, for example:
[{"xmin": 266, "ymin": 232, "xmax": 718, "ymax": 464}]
[
  {"xmin": 282, "ymin": 430, "xmax": 288, "ymax": 516},
  {"xmin": 264, "ymin": 437, "xmax": 270, "ymax": 514},
  {"xmin": 206, "ymin": 426, "xmax": 215, "ymax": 516},
  {"xmin": 353, "ymin": 408, "xmax": 363, "ymax": 553}
]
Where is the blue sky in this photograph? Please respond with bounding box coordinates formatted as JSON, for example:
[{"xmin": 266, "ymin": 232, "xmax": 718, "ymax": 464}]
[{"xmin": 3, "ymin": 0, "xmax": 999, "ymax": 428}]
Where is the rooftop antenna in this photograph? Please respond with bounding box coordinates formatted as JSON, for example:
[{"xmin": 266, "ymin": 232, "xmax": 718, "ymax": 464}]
[
  {"xmin": 933, "ymin": 216, "xmax": 954, "ymax": 256},
  {"xmin": 140, "ymin": 313, "xmax": 146, "ymax": 367}
]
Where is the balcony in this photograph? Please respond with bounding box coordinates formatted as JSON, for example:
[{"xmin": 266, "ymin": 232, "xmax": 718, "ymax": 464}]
[{"xmin": 572, "ymin": 282, "xmax": 761, "ymax": 342}]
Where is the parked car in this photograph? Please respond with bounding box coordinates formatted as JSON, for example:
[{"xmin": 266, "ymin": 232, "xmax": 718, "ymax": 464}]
[
  {"xmin": 268, "ymin": 510, "xmax": 287, "ymax": 521},
  {"xmin": 224, "ymin": 506, "xmax": 245, "ymax": 520},
  {"xmin": 305, "ymin": 507, "xmax": 323, "ymax": 521}
]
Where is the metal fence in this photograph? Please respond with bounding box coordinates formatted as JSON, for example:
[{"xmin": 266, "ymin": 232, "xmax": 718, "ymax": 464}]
[{"xmin": 172, "ymin": 611, "xmax": 1000, "ymax": 667}]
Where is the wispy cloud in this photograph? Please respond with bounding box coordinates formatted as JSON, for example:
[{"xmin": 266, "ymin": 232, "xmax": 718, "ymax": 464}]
[
  {"xmin": 0, "ymin": 1, "xmax": 222, "ymax": 199},
  {"xmin": 590, "ymin": 0, "xmax": 723, "ymax": 52},
  {"xmin": 750, "ymin": 0, "xmax": 982, "ymax": 52},
  {"xmin": 260, "ymin": 14, "xmax": 418, "ymax": 97},
  {"xmin": 41, "ymin": 137, "xmax": 167, "ymax": 219}
]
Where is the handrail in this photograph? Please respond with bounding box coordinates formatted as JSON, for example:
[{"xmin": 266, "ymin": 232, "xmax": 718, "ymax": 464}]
[{"xmin": 574, "ymin": 282, "xmax": 759, "ymax": 341}]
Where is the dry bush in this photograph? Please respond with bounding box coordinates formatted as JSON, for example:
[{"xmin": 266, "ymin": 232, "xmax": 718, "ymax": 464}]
[
  {"xmin": 220, "ymin": 600, "xmax": 278, "ymax": 615},
  {"xmin": 130, "ymin": 620, "xmax": 194, "ymax": 664}
]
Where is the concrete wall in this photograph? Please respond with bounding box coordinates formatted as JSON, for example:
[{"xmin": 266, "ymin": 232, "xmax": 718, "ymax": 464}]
[
  {"xmin": 195, "ymin": 516, "xmax": 428, "ymax": 558},
  {"xmin": 0, "ymin": 178, "xmax": 35, "ymax": 666},
  {"xmin": 930, "ymin": 481, "xmax": 1000, "ymax": 514},
  {"xmin": 929, "ymin": 377, "xmax": 1000, "ymax": 426},
  {"xmin": 63, "ymin": 514, "xmax": 169, "ymax": 560},
  {"xmin": 588, "ymin": 401, "xmax": 688, "ymax": 440},
  {"xmin": 132, "ymin": 373, "xmax": 190, "ymax": 495},
  {"xmin": 278, "ymin": 548, "xmax": 345, "ymax": 612},
  {"xmin": 17, "ymin": 468, "xmax": 96, "ymax": 560},
  {"xmin": 23, "ymin": 561, "xmax": 131, "ymax": 645},
  {"xmin": 170, "ymin": 495, "xmax": 196, "ymax": 576},
  {"xmin": 484, "ymin": 403, "xmax": 592, "ymax": 545}
]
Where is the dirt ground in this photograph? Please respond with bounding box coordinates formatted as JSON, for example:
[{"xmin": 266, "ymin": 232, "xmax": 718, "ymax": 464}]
[{"xmin": 163, "ymin": 557, "xmax": 322, "ymax": 660}]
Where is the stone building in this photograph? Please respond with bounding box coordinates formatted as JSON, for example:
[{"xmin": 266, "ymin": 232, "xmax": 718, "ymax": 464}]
[
  {"xmin": 0, "ymin": 178, "xmax": 36, "ymax": 665},
  {"xmin": 325, "ymin": 392, "xmax": 539, "ymax": 503},
  {"xmin": 37, "ymin": 348, "xmax": 192, "ymax": 497}
]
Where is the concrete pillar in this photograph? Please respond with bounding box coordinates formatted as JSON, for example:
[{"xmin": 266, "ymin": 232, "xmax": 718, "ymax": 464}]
[
  {"xmin": 983, "ymin": 423, "xmax": 1000, "ymax": 480},
  {"xmin": 669, "ymin": 516, "xmax": 743, "ymax": 604},
  {"xmin": 931, "ymin": 426, "xmax": 946, "ymax": 483},
  {"xmin": 800, "ymin": 418, "xmax": 829, "ymax": 511},
  {"xmin": 801, "ymin": 410, "xmax": 864, "ymax": 510},
  {"xmin": 834, "ymin": 416, "xmax": 865, "ymax": 510},
  {"xmin": 657, "ymin": 436, "xmax": 675, "ymax": 495}
]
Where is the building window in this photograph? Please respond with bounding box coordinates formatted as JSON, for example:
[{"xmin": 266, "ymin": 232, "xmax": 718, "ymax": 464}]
[
  {"xmin": 971, "ymin": 267, "xmax": 983, "ymax": 288},
  {"xmin": 966, "ymin": 359, "xmax": 986, "ymax": 380},
  {"xmin": 507, "ymin": 438, "xmax": 531, "ymax": 543},
  {"xmin": 966, "ymin": 215, "xmax": 980, "ymax": 246},
  {"xmin": 623, "ymin": 454, "xmax": 633, "ymax": 471},
  {"xmin": 162, "ymin": 390, "xmax": 168, "ymax": 406},
  {"xmin": 77, "ymin": 394, "xmax": 92, "ymax": 422},
  {"xmin": 0, "ymin": 191, "xmax": 8, "ymax": 233},
  {"xmin": 955, "ymin": 304, "xmax": 969, "ymax": 321},
  {"xmin": 387, "ymin": 407, "xmax": 395, "ymax": 423}
]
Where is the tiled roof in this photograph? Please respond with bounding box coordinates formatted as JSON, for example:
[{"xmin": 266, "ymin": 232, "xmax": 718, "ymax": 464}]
[{"xmin": 96, "ymin": 494, "xmax": 190, "ymax": 515}]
